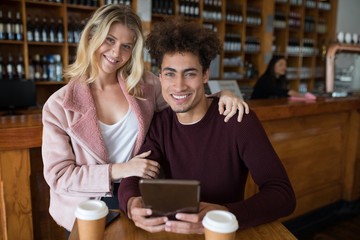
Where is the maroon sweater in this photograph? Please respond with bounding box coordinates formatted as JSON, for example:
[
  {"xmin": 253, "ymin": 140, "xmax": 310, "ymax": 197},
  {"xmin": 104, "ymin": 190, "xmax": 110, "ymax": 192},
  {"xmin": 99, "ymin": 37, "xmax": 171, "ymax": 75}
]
[{"xmin": 119, "ymin": 98, "xmax": 296, "ymax": 229}]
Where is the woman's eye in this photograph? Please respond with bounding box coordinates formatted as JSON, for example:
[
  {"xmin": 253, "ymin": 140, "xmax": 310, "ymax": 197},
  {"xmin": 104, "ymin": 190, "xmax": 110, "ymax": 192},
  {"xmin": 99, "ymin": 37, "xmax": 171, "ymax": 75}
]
[
  {"xmin": 122, "ymin": 45, "xmax": 132, "ymax": 50},
  {"xmin": 106, "ymin": 37, "xmax": 115, "ymax": 44}
]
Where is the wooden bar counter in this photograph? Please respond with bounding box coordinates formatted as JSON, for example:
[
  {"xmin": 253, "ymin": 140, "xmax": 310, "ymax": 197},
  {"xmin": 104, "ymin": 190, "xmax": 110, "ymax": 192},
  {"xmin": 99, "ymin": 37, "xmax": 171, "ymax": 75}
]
[
  {"xmin": 1, "ymin": 96, "xmax": 360, "ymax": 239},
  {"xmin": 0, "ymin": 114, "xmax": 42, "ymax": 240},
  {"xmin": 69, "ymin": 211, "xmax": 297, "ymax": 240},
  {"xmin": 247, "ymin": 96, "xmax": 360, "ymax": 221}
]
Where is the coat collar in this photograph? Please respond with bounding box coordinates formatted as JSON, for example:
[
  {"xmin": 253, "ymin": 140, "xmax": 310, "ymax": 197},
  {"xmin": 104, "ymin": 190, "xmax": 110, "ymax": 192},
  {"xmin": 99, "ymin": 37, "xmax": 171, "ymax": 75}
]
[
  {"xmin": 117, "ymin": 78, "xmax": 151, "ymax": 155},
  {"xmin": 61, "ymin": 77, "xmax": 151, "ymax": 162},
  {"xmin": 63, "ymin": 78, "xmax": 108, "ymax": 162}
]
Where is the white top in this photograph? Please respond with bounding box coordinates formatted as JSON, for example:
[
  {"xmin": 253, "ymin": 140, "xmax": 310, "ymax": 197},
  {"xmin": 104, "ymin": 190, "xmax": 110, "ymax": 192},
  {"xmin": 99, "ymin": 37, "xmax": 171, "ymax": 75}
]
[{"xmin": 99, "ymin": 107, "xmax": 139, "ymax": 165}]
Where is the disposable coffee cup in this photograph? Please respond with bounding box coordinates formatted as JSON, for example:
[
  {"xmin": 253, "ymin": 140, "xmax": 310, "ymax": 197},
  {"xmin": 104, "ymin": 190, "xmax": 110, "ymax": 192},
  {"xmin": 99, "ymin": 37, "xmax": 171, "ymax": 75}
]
[
  {"xmin": 202, "ymin": 210, "xmax": 239, "ymax": 240},
  {"xmin": 75, "ymin": 200, "xmax": 109, "ymax": 240}
]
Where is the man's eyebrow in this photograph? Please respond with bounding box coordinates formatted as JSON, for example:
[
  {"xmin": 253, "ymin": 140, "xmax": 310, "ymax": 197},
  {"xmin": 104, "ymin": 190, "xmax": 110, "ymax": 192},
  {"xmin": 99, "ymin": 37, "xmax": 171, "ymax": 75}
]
[
  {"xmin": 162, "ymin": 67, "xmax": 198, "ymax": 73},
  {"xmin": 184, "ymin": 68, "xmax": 198, "ymax": 72},
  {"xmin": 162, "ymin": 67, "xmax": 176, "ymax": 72}
]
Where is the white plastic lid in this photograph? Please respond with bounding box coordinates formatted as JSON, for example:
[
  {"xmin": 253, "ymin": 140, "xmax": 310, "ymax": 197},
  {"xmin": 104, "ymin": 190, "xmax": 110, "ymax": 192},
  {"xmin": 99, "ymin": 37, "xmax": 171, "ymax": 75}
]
[
  {"xmin": 75, "ymin": 200, "xmax": 109, "ymax": 220},
  {"xmin": 202, "ymin": 210, "xmax": 239, "ymax": 233}
]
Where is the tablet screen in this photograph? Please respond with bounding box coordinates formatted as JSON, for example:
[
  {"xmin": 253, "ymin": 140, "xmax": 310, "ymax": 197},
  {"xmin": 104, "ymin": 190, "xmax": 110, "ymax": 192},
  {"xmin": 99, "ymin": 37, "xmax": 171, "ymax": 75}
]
[{"xmin": 139, "ymin": 179, "xmax": 200, "ymax": 220}]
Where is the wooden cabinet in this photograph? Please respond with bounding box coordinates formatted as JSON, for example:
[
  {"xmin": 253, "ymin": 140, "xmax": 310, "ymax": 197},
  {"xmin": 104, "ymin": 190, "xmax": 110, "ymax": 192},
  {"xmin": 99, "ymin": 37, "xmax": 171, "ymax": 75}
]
[
  {"xmin": 149, "ymin": 0, "xmax": 337, "ymax": 98},
  {"xmin": 149, "ymin": 0, "xmax": 273, "ymax": 98},
  {"xmin": 273, "ymin": 0, "xmax": 338, "ymax": 95},
  {"xmin": 0, "ymin": 0, "xmax": 133, "ymax": 106},
  {"xmin": 0, "ymin": 0, "xmax": 337, "ymax": 104},
  {"xmin": 0, "ymin": 0, "xmax": 105, "ymax": 105}
]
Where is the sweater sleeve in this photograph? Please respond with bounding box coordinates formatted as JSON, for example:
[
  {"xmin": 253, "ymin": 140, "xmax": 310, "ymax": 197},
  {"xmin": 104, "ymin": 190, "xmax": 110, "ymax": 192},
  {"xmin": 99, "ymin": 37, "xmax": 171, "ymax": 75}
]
[
  {"xmin": 118, "ymin": 176, "xmax": 141, "ymax": 213},
  {"xmin": 224, "ymin": 111, "xmax": 296, "ymax": 229}
]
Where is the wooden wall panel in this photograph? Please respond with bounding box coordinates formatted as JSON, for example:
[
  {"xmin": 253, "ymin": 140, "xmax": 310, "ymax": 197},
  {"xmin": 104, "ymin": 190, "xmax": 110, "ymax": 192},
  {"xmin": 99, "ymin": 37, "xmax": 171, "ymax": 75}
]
[
  {"xmin": 248, "ymin": 112, "xmax": 352, "ymax": 218},
  {"xmin": 0, "ymin": 150, "xmax": 33, "ymax": 240}
]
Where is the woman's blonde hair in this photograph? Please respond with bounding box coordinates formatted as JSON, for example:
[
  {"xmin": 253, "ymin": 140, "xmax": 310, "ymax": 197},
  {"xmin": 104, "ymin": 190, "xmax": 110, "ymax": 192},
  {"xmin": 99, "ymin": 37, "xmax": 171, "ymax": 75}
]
[{"xmin": 64, "ymin": 4, "xmax": 144, "ymax": 97}]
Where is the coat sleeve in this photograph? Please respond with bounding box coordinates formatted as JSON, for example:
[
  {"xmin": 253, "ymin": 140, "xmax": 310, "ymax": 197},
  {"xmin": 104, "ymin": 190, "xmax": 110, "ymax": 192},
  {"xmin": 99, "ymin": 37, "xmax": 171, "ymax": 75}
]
[{"xmin": 42, "ymin": 95, "xmax": 112, "ymax": 197}]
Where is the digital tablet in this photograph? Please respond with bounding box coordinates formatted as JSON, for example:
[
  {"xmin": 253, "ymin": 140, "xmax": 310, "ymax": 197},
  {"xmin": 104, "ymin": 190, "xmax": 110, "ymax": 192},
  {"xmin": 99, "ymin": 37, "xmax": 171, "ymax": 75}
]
[{"xmin": 139, "ymin": 179, "xmax": 200, "ymax": 220}]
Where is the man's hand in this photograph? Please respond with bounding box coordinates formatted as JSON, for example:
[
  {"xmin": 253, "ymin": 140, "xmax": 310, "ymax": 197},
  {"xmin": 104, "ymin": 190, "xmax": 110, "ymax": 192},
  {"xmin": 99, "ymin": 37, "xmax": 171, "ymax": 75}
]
[
  {"xmin": 164, "ymin": 202, "xmax": 229, "ymax": 234},
  {"xmin": 128, "ymin": 197, "xmax": 168, "ymax": 233}
]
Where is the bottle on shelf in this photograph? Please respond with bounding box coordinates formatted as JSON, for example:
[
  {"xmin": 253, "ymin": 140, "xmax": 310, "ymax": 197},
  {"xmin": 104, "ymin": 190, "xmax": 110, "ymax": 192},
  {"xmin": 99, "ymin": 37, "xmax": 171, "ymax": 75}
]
[
  {"xmin": 41, "ymin": 16, "xmax": 49, "ymax": 43},
  {"xmin": 274, "ymin": 11, "xmax": 286, "ymax": 29},
  {"xmin": 246, "ymin": 7, "xmax": 262, "ymax": 26},
  {"xmin": 288, "ymin": 11, "xmax": 301, "ymax": 29},
  {"xmin": 54, "ymin": 54, "xmax": 63, "ymax": 82},
  {"xmin": 226, "ymin": 5, "xmax": 243, "ymax": 24},
  {"xmin": 16, "ymin": 54, "xmax": 25, "ymax": 80},
  {"xmin": 57, "ymin": 17, "xmax": 64, "ymax": 43},
  {"xmin": 0, "ymin": 10, "xmax": 5, "ymax": 40},
  {"xmin": 224, "ymin": 33, "xmax": 241, "ymax": 52},
  {"xmin": 152, "ymin": 0, "xmax": 160, "ymax": 14},
  {"xmin": 27, "ymin": 15, "xmax": 33, "ymax": 42},
  {"xmin": 67, "ymin": 17, "xmax": 74, "ymax": 43},
  {"xmin": 41, "ymin": 55, "xmax": 49, "ymax": 81},
  {"xmin": 203, "ymin": 0, "xmax": 222, "ymax": 21},
  {"xmin": 49, "ymin": 17, "xmax": 56, "ymax": 43},
  {"xmin": 14, "ymin": 11, "xmax": 23, "ymax": 41},
  {"xmin": 28, "ymin": 56, "xmax": 35, "ymax": 81},
  {"xmin": 6, "ymin": 54, "xmax": 15, "ymax": 80},
  {"xmin": 34, "ymin": 54, "xmax": 42, "ymax": 81},
  {"xmin": 33, "ymin": 16, "xmax": 41, "ymax": 42},
  {"xmin": 6, "ymin": 11, "xmax": 15, "ymax": 41},
  {"xmin": 153, "ymin": 0, "xmax": 173, "ymax": 15},
  {"xmin": 73, "ymin": 18, "xmax": 81, "ymax": 43},
  {"xmin": 48, "ymin": 55, "xmax": 56, "ymax": 81},
  {"xmin": 244, "ymin": 37, "xmax": 260, "ymax": 53}
]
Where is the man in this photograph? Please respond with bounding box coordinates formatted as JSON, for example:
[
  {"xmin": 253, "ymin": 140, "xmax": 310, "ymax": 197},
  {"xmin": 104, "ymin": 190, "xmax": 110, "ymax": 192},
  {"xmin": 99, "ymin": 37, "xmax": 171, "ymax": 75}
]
[{"xmin": 118, "ymin": 18, "xmax": 296, "ymax": 234}]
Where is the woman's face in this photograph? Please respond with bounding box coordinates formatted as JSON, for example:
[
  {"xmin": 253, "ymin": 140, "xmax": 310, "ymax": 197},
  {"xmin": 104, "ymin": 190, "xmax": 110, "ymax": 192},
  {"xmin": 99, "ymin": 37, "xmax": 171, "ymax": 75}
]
[
  {"xmin": 274, "ymin": 59, "xmax": 287, "ymax": 78},
  {"xmin": 95, "ymin": 22, "xmax": 134, "ymax": 78}
]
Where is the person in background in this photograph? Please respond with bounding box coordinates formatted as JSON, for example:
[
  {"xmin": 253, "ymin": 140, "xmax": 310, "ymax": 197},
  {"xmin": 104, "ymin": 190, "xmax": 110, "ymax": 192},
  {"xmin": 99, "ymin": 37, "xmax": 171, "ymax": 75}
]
[
  {"xmin": 41, "ymin": 4, "xmax": 248, "ymax": 234},
  {"xmin": 118, "ymin": 18, "xmax": 296, "ymax": 234},
  {"xmin": 251, "ymin": 55, "xmax": 316, "ymax": 100}
]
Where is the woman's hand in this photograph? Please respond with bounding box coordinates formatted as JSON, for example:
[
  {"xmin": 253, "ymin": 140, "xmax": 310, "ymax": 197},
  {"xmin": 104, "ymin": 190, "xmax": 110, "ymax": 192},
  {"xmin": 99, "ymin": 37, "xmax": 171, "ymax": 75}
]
[
  {"xmin": 164, "ymin": 202, "xmax": 229, "ymax": 234},
  {"xmin": 111, "ymin": 151, "xmax": 160, "ymax": 181},
  {"xmin": 218, "ymin": 90, "xmax": 249, "ymax": 122},
  {"xmin": 305, "ymin": 92, "xmax": 316, "ymax": 100}
]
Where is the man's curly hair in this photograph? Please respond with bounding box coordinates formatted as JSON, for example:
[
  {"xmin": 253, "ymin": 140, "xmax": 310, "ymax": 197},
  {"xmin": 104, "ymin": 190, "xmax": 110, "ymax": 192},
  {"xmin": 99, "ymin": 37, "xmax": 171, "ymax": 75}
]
[{"xmin": 145, "ymin": 17, "xmax": 222, "ymax": 73}]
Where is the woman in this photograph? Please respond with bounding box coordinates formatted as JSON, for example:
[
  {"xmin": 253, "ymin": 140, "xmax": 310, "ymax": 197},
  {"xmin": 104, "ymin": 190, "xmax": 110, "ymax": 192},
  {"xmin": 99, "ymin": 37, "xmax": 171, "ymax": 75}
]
[
  {"xmin": 41, "ymin": 4, "xmax": 248, "ymax": 233},
  {"xmin": 251, "ymin": 56, "xmax": 315, "ymax": 99}
]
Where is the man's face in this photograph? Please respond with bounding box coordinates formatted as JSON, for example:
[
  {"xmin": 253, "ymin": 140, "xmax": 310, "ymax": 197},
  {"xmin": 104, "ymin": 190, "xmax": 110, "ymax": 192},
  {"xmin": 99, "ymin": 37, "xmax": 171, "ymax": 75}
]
[{"xmin": 159, "ymin": 52, "xmax": 209, "ymax": 116}]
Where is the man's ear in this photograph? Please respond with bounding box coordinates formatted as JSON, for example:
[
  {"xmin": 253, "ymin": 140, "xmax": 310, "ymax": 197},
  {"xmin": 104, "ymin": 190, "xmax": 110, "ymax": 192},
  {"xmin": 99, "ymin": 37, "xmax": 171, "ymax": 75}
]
[{"xmin": 203, "ymin": 69, "xmax": 210, "ymax": 84}]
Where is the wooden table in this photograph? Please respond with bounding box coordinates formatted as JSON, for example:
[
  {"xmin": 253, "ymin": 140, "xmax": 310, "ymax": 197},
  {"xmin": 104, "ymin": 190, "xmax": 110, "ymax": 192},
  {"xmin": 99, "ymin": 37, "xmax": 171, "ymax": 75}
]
[{"xmin": 69, "ymin": 211, "xmax": 297, "ymax": 240}]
